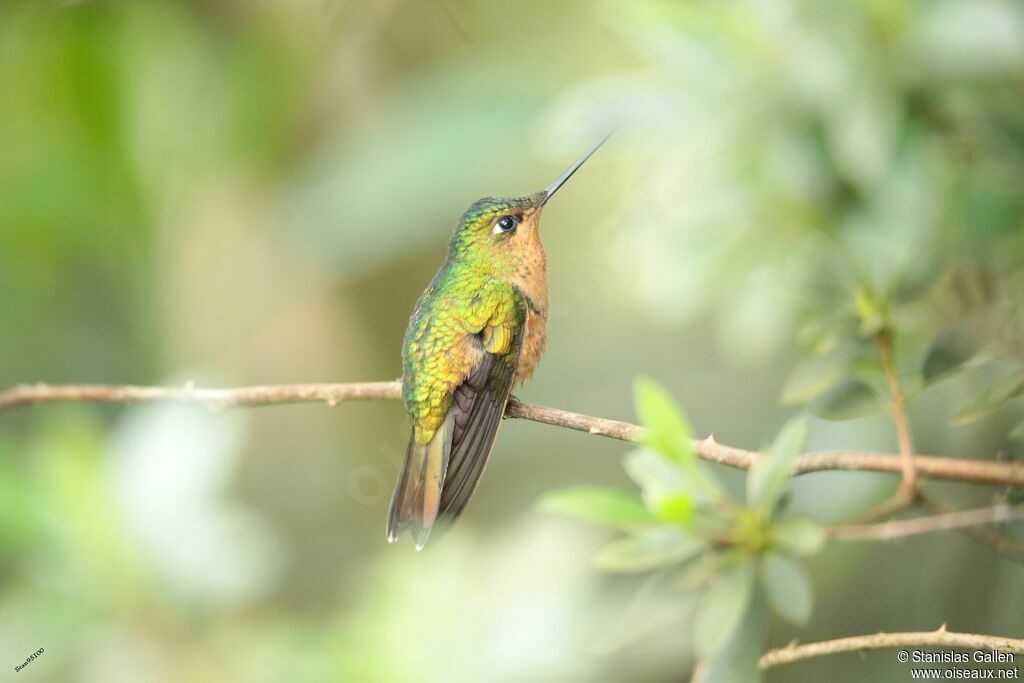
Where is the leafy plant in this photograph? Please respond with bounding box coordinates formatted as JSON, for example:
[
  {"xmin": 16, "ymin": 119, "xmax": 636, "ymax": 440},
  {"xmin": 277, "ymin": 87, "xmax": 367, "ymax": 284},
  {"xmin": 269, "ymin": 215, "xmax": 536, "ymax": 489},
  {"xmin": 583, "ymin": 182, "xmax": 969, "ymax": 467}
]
[
  {"xmin": 783, "ymin": 274, "xmax": 1024, "ymax": 432},
  {"xmin": 539, "ymin": 378, "xmax": 825, "ymax": 676}
]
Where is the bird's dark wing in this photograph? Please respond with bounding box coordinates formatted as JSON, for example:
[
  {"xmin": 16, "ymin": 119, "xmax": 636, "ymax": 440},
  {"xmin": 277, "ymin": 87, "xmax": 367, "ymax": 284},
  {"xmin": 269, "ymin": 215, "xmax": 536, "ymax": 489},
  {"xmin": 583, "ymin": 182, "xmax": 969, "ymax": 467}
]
[
  {"xmin": 388, "ymin": 284, "xmax": 526, "ymax": 549},
  {"xmin": 437, "ymin": 288, "xmax": 526, "ymax": 522}
]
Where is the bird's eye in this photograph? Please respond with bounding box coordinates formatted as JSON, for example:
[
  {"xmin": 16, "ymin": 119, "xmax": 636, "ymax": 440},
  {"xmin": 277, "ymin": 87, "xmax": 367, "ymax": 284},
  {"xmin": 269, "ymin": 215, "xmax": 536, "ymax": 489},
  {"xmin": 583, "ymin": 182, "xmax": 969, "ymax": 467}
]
[{"xmin": 494, "ymin": 215, "xmax": 519, "ymax": 234}]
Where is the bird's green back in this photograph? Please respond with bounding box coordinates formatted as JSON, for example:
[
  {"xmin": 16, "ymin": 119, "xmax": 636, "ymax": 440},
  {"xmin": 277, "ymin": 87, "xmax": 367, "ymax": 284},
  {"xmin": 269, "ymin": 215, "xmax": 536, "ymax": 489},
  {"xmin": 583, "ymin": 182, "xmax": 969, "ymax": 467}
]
[{"xmin": 401, "ymin": 197, "xmax": 533, "ymax": 443}]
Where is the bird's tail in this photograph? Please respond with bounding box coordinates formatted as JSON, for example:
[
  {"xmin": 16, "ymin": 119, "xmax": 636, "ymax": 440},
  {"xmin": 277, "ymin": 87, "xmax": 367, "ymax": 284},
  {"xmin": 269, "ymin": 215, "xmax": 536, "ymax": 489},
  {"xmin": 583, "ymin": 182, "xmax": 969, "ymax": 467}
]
[{"xmin": 386, "ymin": 412, "xmax": 453, "ymax": 550}]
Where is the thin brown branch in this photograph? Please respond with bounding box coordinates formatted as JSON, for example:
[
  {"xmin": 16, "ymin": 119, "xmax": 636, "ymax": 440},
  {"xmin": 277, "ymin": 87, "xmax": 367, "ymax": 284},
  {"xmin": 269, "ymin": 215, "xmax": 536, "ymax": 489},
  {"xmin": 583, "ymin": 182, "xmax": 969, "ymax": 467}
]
[
  {"xmin": 848, "ymin": 491, "xmax": 918, "ymax": 525},
  {"xmin": 830, "ymin": 504, "xmax": 1024, "ymax": 541},
  {"xmin": 2, "ymin": 382, "xmax": 1024, "ymax": 487},
  {"xmin": 953, "ymin": 522, "xmax": 1024, "ymax": 565},
  {"xmin": 509, "ymin": 404, "xmax": 1024, "ymax": 487},
  {"xmin": 0, "ymin": 381, "xmax": 403, "ymax": 411},
  {"xmin": 921, "ymin": 496, "xmax": 1024, "ymax": 564},
  {"xmin": 855, "ymin": 330, "xmax": 918, "ymax": 523},
  {"xmin": 760, "ymin": 626, "xmax": 1024, "ymax": 669},
  {"xmin": 789, "ymin": 451, "xmax": 1022, "ymax": 487},
  {"xmin": 877, "ymin": 330, "xmax": 917, "ymax": 491}
]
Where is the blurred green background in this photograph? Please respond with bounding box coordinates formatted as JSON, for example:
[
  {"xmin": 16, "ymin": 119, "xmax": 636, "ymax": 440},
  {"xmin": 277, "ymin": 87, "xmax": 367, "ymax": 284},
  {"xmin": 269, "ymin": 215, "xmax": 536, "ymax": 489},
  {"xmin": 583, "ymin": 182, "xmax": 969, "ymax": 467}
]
[{"xmin": 1, "ymin": 0, "xmax": 1023, "ymax": 681}]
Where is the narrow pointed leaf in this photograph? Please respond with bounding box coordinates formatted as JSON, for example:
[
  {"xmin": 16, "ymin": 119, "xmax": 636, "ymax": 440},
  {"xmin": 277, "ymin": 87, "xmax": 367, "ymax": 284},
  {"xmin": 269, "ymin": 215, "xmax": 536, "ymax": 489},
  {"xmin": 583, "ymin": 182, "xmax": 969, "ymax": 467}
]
[
  {"xmin": 670, "ymin": 555, "xmax": 717, "ymax": 593},
  {"xmin": 761, "ymin": 553, "xmax": 813, "ymax": 624},
  {"xmin": 1009, "ymin": 419, "xmax": 1024, "ymax": 443},
  {"xmin": 809, "ymin": 378, "xmax": 881, "ymax": 420},
  {"xmin": 634, "ymin": 377, "xmax": 693, "ymax": 465},
  {"xmin": 702, "ymin": 592, "xmax": 765, "ymax": 683},
  {"xmin": 624, "ymin": 448, "xmax": 718, "ymax": 507},
  {"xmin": 747, "ymin": 417, "xmax": 808, "ymax": 509},
  {"xmin": 630, "ymin": 379, "xmax": 724, "ymax": 501},
  {"xmin": 781, "ymin": 351, "xmax": 850, "ymax": 405},
  {"xmin": 537, "ymin": 486, "xmax": 656, "ymax": 529},
  {"xmin": 951, "ymin": 371, "xmax": 1024, "ymax": 426},
  {"xmin": 592, "ymin": 572, "xmax": 696, "ymax": 655},
  {"xmin": 692, "ymin": 560, "xmax": 755, "ymax": 657},
  {"xmin": 624, "ymin": 448, "xmax": 689, "ymax": 492},
  {"xmin": 922, "ymin": 323, "xmax": 980, "ymax": 384},
  {"xmin": 594, "ymin": 527, "xmax": 706, "ymax": 573}
]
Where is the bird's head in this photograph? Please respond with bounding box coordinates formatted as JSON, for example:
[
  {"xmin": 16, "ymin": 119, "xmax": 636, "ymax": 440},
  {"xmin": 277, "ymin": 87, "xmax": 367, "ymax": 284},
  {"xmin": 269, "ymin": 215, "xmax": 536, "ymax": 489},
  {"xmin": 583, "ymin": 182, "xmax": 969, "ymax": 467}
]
[{"xmin": 447, "ymin": 136, "xmax": 608, "ymax": 273}]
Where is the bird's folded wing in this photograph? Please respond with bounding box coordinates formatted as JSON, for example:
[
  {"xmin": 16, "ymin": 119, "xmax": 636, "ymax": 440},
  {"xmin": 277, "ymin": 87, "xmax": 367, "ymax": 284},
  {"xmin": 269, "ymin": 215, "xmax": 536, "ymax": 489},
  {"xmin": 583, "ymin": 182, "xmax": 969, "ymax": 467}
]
[{"xmin": 438, "ymin": 285, "xmax": 526, "ymax": 520}]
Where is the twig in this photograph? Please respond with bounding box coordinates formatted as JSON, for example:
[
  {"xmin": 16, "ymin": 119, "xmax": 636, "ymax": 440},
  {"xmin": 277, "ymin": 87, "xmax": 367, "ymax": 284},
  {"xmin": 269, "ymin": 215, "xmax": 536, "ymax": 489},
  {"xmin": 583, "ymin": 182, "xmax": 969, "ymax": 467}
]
[
  {"xmin": 2, "ymin": 382, "xmax": 1024, "ymax": 487},
  {"xmin": 760, "ymin": 626, "xmax": 1024, "ymax": 669},
  {"xmin": 877, "ymin": 330, "xmax": 917, "ymax": 493},
  {"xmin": 0, "ymin": 381, "xmax": 403, "ymax": 411},
  {"xmin": 786, "ymin": 451, "xmax": 1022, "ymax": 487},
  {"xmin": 852, "ymin": 330, "xmax": 918, "ymax": 524},
  {"xmin": 921, "ymin": 496, "xmax": 1024, "ymax": 564},
  {"xmin": 830, "ymin": 504, "xmax": 1024, "ymax": 541}
]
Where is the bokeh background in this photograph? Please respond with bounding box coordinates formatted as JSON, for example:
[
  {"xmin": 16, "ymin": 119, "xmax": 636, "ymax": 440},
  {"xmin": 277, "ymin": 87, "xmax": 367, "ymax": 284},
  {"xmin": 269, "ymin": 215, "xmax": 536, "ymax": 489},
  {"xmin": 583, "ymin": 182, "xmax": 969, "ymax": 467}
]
[{"xmin": 1, "ymin": 0, "xmax": 1023, "ymax": 681}]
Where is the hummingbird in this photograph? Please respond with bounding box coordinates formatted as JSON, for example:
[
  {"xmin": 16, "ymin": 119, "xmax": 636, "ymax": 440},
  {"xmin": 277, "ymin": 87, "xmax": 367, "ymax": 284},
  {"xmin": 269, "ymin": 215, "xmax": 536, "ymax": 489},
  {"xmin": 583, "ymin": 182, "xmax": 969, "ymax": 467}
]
[{"xmin": 387, "ymin": 137, "xmax": 608, "ymax": 549}]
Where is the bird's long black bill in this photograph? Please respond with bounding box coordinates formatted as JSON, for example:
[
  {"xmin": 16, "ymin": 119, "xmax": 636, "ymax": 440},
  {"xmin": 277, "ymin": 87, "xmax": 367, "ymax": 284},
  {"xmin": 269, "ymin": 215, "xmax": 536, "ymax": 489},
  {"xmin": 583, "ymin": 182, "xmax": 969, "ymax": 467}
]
[{"xmin": 540, "ymin": 133, "xmax": 611, "ymax": 206}]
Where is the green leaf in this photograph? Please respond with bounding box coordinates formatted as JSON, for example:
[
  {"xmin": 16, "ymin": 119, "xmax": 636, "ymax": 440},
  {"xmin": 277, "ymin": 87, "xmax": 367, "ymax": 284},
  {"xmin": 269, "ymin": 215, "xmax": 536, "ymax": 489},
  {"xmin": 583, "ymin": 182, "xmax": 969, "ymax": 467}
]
[
  {"xmin": 922, "ymin": 323, "xmax": 980, "ymax": 384},
  {"xmin": 670, "ymin": 555, "xmax": 717, "ymax": 593},
  {"xmin": 780, "ymin": 351, "xmax": 850, "ymax": 405},
  {"xmin": 771, "ymin": 517, "xmax": 827, "ymax": 556},
  {"xmin": 537, "ymin": 486, "xmax": 656, "ymax": 530},
  {"xmin": 653, "ymin": 492, "xmax": 694, "ymax": 525},
  {"xmin": 809, "ymin": 378, "xmax": 881, "ymax": 420},
  {"xmin": 624, "ymin": 448, "xmax": 688, "ymax": 492},
  {"xmin": 1008, "ymin": 419, "xmax": 1024, "ymax": 444},
  {"xmin": 634, "ymin": 376, "xmax": 694, "ymax": 465},
  {"xmin": 629, "ymin": 378, "xmax": 724, "ymax": 501},
  {"xmin": 702, "ymin": 592, "xmax": 765, "ymax": 683},
  {"xmin": 761, "ymin": 554, "xmax": 813, "ymax": 624},
  {"xmin": 951, "ymin": 370, "xmax": 1024, "ymax": 426},
  {"xmin": 624, "ymin": 448, "xmax": 722, "ymax": 506},
  {"xmin": 848, "ymin": 357, "xmax": 888, "ymax": 390},
  {"xmin": 594, "ymin": 527, "xmax": 706, "ymax": 573},
  {"xmin": 854, "ymin": 287, "xmax": 888, "ymax": 336},
  {"xmin": 592, "ymin": 572, "xmax": 696, "ymax": 655},
  {"xmin": 692, "ymin": 559, "xmax": 755, "ymax": 657},
  {"xmin": 747, "ymin": 417, "xmax": 808, "ymax": 509}
]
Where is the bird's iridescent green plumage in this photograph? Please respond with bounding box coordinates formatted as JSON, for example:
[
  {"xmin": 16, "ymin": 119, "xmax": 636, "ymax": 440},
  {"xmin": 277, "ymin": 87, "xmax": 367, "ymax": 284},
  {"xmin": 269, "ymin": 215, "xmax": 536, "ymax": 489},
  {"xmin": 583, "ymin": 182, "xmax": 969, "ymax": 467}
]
[
  {"xmin": 401, "ymin": 196, "xmax": 538, "ymax": 443},
  {"xmin": 388, "ymin": 196, "xmax": 536, "ymax": 548},
  {"xmin": 387, "ymin": 137, "xmax": 606, "ymax": 549}
]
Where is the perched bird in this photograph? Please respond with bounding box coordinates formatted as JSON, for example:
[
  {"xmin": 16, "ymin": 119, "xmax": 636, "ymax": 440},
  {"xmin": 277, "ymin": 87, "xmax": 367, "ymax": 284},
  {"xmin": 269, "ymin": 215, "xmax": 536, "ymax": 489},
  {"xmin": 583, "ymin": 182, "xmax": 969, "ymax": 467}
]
[{"xmin": 387, "ymin": 138, "xmax": 607, "ymax": 549}]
